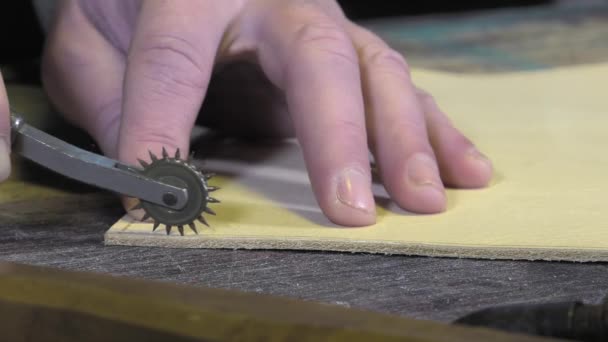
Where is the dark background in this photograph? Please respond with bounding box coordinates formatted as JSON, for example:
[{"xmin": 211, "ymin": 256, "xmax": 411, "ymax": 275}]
[
  {"xmin": 0, "ymin": 1, "xmax": 553, "ymax": 65},
  {"xmin": 340, "ymin": 0, "xmax": 552, "ymax": 18}
]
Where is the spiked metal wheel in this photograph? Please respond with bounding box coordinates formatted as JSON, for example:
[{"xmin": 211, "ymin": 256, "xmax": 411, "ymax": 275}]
[{"xmin": 131, "ymin": 147, "xmax": 219, "ymax": 236}]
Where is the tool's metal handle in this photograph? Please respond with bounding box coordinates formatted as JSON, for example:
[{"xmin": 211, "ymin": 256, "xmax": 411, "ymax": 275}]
[{"xmin": 9, "ymin": 112, "xmax": 188, "ymax": 210}]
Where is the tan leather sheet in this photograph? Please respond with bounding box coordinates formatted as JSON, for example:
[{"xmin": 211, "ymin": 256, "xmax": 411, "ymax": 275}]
[{"xmin": 105, "ymin": 63, "xmax": 608, "ymax": 262}]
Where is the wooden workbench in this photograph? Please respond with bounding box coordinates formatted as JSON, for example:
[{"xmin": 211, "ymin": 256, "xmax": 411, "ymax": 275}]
[{"xmin": 1, "ymin": 1, "xmax": 607, "ymax": 324}]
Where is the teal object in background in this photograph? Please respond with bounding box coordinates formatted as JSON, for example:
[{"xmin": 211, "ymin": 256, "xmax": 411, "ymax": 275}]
[{"xmin": 362, "ymin": 2, "xmax": 608, "ymax": 73}]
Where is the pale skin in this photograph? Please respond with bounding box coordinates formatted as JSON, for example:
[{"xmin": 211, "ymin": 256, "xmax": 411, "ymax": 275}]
[{"xmin": 0, "ymin": 0, "xmax": 493, "ymax": 227}]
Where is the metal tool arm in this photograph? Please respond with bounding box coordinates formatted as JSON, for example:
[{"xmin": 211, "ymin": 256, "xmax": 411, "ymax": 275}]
[{"xmin": 9, "ymin": 112, "xmax": 188, "ymax": 210}]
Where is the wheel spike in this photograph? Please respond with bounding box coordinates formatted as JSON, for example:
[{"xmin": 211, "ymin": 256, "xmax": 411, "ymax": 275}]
[
  {"xmin": 149, "ymin": 150, "xmax": 158, "ymax": 162},
  {"xmin": 129, "ymin": 202, "xmax": 144, "ymax": 211},
  {"xmin": 197, "ymin": 215, "xmax": 209, "ymax": 227},
  {"xmin": 137, "ymin": 159, "xmax": 149, "ymax": 168},
  {"xmin": 136, "ymin": 152, "xmax": 219, "ymax": 236}
]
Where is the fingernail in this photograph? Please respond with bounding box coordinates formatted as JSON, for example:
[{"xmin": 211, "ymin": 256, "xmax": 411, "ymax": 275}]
[
  {"xmin": 467, "ymin": 147, "xmax": 492, "ymax": 169},
  {"xmin": 0, "ymin": 138, "xmax": 11, "ymax": 181},
  {"xmin": 406, "ymin": 153, "xmax": 442, "ymax": 189},
  {"xmin": 337, "ymin": 168, "xmax": 375, "ymax": 214}
]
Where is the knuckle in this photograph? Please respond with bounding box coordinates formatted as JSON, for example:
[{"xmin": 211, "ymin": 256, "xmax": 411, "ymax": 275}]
[
  {"xmin": 293, "ymin": 19, "xmax": 348, "ymax": 46},
  {"xmin": 130, "ymin": 33, "xmax": 208, "ymax": 95},
  {"xmin": 416, "ymin": 88, "xmax": 455, "ymax": 127},
  {"xmin": 293, "ymin": 22, "xmax": 357, "ymax": 66},
  {"xmin": 42, "ymin": 3, "xmax": 91, "ymax": 76},
  {"xmin": 42, "ymin": 37, "xmax": 82, "ymax": 80},
  {"xmin": 334, "ymin": 117, "xmax": 366, "ymax": 134},
  {"xmin": 40, "ymin": 39, "xmax": 92, "ymax": 125},
  {"xmin": 360, "ymin": 44, "xmax": 411, "ymax": 78},
  {"xmin": 127, "ymin": 118, "xmax": 188, "ymax": 148},
  {"xmin": 386, "ymin": 115, "xmax": 428, "ymax": 145},
  {"xmin": 454, "ymin": 133, "xmax": 474, "ymax": 148},
  {"xmin": 320, "ymin": 117, "xmax": 366, "ymax": 144},
  {"xmin": 416, "ymin": 88, "xmax": 436, "ymax": 106},
  {"xmin": 139, "ymin": 72, "xmax": 200, "ymax": 101},
  {"xmin": 131, "ymin": 132, "xmax": 178, "ymax": 151}
]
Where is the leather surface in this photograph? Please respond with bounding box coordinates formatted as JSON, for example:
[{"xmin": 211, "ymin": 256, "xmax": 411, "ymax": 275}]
[{"xmin": 106, "ymin": 63, "xmax": 608, "ymax": 262}]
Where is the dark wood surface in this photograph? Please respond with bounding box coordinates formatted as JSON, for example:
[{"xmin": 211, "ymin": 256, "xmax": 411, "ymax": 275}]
[{"xmin": 1, "ymin": 0, "xmax": 608, "ymax": 326}]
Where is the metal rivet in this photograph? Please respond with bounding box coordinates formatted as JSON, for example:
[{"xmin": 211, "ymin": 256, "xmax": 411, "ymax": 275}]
[{"xmin": 163, "ymin": 193, "xmax": 178, "ymax": 206}]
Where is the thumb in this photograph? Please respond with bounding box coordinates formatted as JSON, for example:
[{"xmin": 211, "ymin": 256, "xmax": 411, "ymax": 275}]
[{"xmin": 0, "ymin": 72, "xmax": 11, "ymax": 182}]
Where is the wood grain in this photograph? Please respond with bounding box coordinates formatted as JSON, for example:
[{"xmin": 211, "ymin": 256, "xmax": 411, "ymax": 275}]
[
  {"xmin": 1, "ymin": 1, "xmax": 608, "ymax": 329},
  {"xmin": 2, "ymin": 195, "xmax": 608, "ymax": 323}
]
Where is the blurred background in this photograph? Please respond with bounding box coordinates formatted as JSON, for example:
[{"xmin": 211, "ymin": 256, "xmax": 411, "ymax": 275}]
[
  {"xmin": 339, "ymin": 0, "xmax": 552, "ymax": 19},
  {"xmin": 7, "ymin": 0, "xmax": 608, "ymax": 86},
  {"xmin": 0, "ymin": 1, "xmax": 554, "ymax": 66}
]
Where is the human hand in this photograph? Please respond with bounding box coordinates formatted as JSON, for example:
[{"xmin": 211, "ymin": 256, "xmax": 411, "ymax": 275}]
[
  {"xmin": 0, "ymin": 72, "xmax": 10, "ymax": 182},
  {"xmin": 42, "ymin": 0, "xmax": 493, "ymax": 227}
]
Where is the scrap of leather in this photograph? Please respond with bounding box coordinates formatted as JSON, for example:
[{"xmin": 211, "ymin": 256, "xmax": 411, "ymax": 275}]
[{"xmin": 106, "ymin": 63, "xmax": 608, "ymax": 262}]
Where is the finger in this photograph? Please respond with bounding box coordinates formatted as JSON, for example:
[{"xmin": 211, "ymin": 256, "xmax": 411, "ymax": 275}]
[
  {"xmin": 41, "ymin": 0, "xmax": 125, "ymax": 157},
  {"xmin": 417, "ymin": 88, "xmax": 493, "ymax": 188},
  {"xmin": 0, "ymin": 72, "xmax": 10, "ymax": 181},
  {"xmin": 119, "ymin": 1, "xmax": 229, "ymax": 167},
  {"xmin": 347, "ymin": 24, "xmax": 446, "ymax": 214},
  {"xmin": 254, "ymin": 3, "xmax": 375, "ymax": 226}
]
